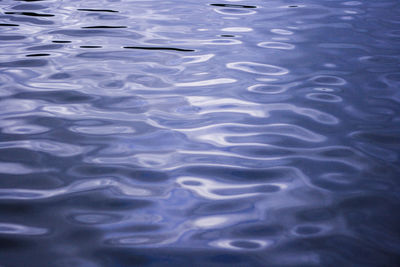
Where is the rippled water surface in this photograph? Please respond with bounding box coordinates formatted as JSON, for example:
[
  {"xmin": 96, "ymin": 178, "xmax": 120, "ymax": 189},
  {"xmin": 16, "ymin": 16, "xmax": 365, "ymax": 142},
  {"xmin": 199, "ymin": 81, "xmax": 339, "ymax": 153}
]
[{"xmin": 1, "ymin": 0, "xmax": 400, "ymax": 266}]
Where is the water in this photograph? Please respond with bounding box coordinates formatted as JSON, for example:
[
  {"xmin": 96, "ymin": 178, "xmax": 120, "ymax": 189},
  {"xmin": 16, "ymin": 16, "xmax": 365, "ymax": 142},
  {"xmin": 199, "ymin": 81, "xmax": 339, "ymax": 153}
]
[{"xmin": 0, "ymin": 0, "xmax": 399, "ymax": 266}]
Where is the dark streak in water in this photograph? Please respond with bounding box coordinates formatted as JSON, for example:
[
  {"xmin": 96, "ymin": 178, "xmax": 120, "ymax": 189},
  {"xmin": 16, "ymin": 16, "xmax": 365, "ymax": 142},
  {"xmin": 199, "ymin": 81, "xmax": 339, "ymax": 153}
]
[
  {"xmin": 78, "ymin": 9, "xmax": 119, "ymax": 13},
  {"xmin": 123, "ymin": 46, "xmax": 195, "ymax": 52},
  {"xmin": 210, "ymin": 4, "xmax": 257, "ymax": 8},
  {"xmin": 52, "ymin": 40, "xmax": 71, "ymax": 43},
  {"xmin": 26, "ymin": 53, "xmax": 50, "ymax": 57},
  {"xmin": 80, "ymin": 46, "xmax": 102, "ymax": 48},
  {"xmin": 5, "ymin": 12, "xmax": 55, "ymax": 17},
  {"xmin": 0, "ymin": 23, "xmax": 19, "ymax": 26}
]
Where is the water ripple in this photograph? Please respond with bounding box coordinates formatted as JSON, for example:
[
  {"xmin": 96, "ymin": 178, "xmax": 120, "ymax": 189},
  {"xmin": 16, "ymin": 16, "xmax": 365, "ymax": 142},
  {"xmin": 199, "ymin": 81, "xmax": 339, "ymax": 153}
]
[
  {"xmin": 226, "ymin": 61, "xmax": 289, "ymax": 75},
  {"xmin": 0, "ymin": 0, "xmax": 399, "ymax": 266},
  {"xmin": 0, "ymin": 178, "xmax": 157, "ymax": 200},
  {"xmin": 0, "ymin": 223, "xmax": 48, "ymax": 235}
]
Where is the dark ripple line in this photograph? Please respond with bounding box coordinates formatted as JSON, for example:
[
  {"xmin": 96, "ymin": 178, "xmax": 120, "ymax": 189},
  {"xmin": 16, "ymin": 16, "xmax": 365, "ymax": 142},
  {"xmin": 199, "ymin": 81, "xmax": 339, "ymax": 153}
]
[
  {"xmin": 210, "ymin": 4, "xmax": 257, "ymax": 8},
  {"xmin": 26, "ymin": 53, "xmax": 50, "ymax": 57},
  {"xmin": 78, "ymin": 9, "xmax": 119, "ymax": 13},
  {"xmin": 80, "ymin": 46, "xmax": 102, "ymax": 48},
  {"xmin": 0, "ymin": 23, "xmax": 19, "ymax": 26},
  {"xmin": 52, "ymin": 40, "xmax": 71, "ymax": 43},
  {"xmin": 123, "ymin": 46, "xmax": 195, "ymax": 52},
  {"xmin": 5, "ymin": 12, "xmax": 55, "ymax": 17}
]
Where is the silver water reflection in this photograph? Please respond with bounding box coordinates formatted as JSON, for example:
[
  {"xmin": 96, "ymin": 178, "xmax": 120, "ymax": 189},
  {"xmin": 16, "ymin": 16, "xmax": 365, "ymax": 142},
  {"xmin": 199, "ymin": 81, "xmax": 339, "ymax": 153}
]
[{"xmin": 0, "ymin": 0, "xmax": 399, "ymax": 266}]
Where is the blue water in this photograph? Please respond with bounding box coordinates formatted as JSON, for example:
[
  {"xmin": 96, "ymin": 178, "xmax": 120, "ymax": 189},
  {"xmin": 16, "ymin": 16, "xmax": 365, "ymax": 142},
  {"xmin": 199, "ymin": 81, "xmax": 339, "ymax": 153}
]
[{"xmin": 0, "ymin": 0, "xmax": 400, "ymax": 266}]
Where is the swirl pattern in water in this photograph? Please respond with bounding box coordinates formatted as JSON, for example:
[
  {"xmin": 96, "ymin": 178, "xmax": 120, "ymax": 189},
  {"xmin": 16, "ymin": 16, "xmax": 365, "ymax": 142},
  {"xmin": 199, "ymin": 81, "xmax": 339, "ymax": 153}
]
[{"xmin": 0, "ymin": 0, "xmax": 399, "ymax": 266}]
